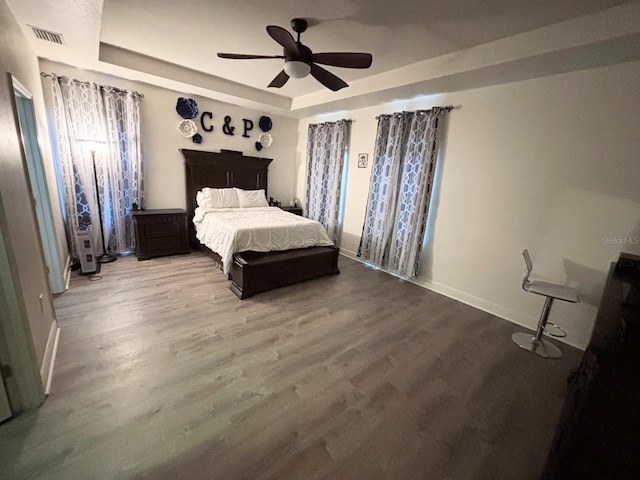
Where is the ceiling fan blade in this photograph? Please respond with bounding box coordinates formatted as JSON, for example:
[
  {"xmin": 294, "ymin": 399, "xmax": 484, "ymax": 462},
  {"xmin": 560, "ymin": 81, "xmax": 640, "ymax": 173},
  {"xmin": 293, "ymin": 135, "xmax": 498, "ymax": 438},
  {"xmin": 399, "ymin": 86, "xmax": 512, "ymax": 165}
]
[
  {"xmin": 268, "ymin": 70, "xmax": 290, "ymax": 88},
  {"xmin": 312, "ymin": 52, "xmax": 373, "ymax": 69},
  {"xmin": 266, "ymin": 25, "xmax": 300, "ymax": 56},
  {"xmin": 217, "ymin": 53, "xmax": 284, "ymax": 60},
  {"xmin": 310, "ymin": 64, "xmax": 348, "ymax": 91}
]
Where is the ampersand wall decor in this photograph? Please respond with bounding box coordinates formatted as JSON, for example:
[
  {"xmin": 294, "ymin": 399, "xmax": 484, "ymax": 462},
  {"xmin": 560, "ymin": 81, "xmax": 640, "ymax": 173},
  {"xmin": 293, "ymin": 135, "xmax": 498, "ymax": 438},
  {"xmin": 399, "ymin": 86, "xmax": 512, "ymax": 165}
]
[
  {"xmin": 176, "ymin": 101, "xmax": 275, "ymax": 150},
  {"xmin": 222, "ymin": 116, "xmax": 235, "ymax": 136}
]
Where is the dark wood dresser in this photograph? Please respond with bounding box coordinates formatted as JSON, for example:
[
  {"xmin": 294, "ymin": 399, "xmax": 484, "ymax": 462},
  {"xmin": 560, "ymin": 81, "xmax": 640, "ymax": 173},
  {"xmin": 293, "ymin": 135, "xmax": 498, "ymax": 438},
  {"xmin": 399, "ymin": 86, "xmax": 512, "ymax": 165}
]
[
  {"xmin": 132, "ymin": 209, "xmax": 190, "ymax": 260},
  {"xmin": 543, "ymin": 256, "xmax": 640, "ymax": 479}
]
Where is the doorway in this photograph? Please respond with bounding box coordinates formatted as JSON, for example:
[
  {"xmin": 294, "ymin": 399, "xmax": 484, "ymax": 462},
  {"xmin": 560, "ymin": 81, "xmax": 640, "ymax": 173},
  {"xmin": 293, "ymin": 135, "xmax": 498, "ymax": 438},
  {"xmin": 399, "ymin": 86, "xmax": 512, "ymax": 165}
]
[
  {"xmin": 0, "ymin": 226, "xmax": 15, "ymax": 422},
  {"xmin": 11, "ymin": 77, "xmax": 65, "ymax": 294}
]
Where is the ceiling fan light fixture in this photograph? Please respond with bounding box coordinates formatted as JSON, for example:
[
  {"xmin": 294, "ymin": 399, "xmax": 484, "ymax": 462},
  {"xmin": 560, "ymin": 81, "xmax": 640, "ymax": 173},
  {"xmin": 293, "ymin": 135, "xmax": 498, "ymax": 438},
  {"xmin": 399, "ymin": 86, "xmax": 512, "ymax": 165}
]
[
  {"xmin": 218, "ymin": 19, "xmax": 372, "ymax": 90},
  {"xmin": 284, "ymin": 60, "xmax": 311, "ymax": 78}
]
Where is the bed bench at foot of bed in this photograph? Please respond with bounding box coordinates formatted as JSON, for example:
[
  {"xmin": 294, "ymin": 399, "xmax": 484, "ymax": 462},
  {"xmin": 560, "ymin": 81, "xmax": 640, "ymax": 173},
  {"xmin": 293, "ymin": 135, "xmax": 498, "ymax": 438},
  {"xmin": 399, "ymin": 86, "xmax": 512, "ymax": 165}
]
[{"xmin": 229, "ymin": 246, "xmax": 340, "ymax": 299}]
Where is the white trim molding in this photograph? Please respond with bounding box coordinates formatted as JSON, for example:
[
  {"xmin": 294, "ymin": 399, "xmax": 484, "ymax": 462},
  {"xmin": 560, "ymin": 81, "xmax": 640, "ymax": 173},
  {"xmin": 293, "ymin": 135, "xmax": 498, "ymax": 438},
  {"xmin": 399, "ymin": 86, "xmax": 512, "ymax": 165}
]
[
  {"xmin": 40, "ymin": 320, "xmax": 60, "ymax": 396},
  {"xmin": 63, "ymin": 254, "xmax": 71, "ymax": 292}
]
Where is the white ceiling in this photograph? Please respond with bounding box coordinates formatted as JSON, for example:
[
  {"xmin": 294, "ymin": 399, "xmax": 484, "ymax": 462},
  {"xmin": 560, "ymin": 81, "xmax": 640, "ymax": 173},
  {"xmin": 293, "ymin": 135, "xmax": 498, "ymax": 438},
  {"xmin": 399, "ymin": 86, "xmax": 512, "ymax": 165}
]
[{"xmin": 7, "ymin": 0, "xmax": 640, "ymax": 117}]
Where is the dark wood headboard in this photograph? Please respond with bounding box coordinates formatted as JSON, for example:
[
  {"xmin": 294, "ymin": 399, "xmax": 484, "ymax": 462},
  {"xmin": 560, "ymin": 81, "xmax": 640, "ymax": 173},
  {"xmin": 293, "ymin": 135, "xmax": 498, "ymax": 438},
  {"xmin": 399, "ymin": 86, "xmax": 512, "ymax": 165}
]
[{"xmin": 181, "ymin": 148, "xmax": 273, "ymax": 246}]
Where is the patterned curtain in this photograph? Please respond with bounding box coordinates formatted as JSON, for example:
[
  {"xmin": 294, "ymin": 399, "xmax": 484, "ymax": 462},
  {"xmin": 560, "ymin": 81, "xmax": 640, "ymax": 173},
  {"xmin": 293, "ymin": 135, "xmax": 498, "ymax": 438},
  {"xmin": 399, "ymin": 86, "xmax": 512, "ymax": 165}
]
[
  {"xmin": 50, "ymin": 75, "xmax": 143, "ymax": 257},
  {"xmin": 358, "ymin": 108, "xmax": 447, "ymax": 277},
  {"xmin": 305, "ymin": 120, "xmax": 351, "ymax": 243}
]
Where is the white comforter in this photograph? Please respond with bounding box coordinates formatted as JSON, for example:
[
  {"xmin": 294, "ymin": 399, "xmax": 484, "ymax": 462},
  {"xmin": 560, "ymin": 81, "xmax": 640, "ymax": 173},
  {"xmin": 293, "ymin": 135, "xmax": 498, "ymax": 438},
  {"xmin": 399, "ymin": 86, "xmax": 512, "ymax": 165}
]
[{"xmin": 193, "ymin": 206, "xmax": 333, "ymax": 274}]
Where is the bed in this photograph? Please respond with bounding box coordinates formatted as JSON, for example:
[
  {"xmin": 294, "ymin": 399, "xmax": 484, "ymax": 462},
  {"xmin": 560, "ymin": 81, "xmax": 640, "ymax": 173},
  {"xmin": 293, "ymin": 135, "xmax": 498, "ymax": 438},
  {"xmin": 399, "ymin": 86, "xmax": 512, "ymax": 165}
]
[{"xmin": 181, "ymin": 148, "xmax": 340, "ymax": 298}]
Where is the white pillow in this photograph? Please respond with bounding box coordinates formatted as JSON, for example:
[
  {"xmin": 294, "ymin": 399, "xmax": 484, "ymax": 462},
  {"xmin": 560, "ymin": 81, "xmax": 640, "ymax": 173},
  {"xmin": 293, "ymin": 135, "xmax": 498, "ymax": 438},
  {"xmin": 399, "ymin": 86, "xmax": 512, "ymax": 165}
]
[
  {"xmin": 196, "ymin": 190, "xmax": 205, "ymax": 207},
  {"xmin": 235, "ymin": 188, "xmax": 269, "ymax": 208},
  {"xmin": 197, "ymin": 188, "xmax": 239, "ymax": 209}
]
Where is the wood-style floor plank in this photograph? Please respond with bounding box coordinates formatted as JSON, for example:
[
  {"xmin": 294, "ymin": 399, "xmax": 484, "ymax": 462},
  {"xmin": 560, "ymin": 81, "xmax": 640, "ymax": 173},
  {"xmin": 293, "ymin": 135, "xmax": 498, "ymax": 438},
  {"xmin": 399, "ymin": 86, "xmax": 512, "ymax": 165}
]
[{"xmin": 0, "ymin": 252, "xmax": 582, "ymax": 480}]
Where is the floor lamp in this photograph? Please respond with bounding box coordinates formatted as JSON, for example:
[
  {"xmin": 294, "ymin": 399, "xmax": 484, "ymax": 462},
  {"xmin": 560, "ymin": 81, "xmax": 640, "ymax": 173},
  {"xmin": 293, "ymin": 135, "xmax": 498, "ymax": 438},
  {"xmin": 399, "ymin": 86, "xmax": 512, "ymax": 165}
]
[{"xmin": 84, "ymin": 142, "xmax": 117, "ymax": 263}]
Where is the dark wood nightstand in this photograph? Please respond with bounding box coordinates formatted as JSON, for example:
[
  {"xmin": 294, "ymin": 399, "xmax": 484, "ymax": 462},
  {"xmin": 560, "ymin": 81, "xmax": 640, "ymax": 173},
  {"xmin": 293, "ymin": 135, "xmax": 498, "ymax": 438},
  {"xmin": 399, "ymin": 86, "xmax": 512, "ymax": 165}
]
[
  {"xmin": 280, "ymin": 206, "xmax": 303, "ymax": 216},
  {"xmin": 132, "ymin": 209, "xmax": 190, "ymax": 260}
]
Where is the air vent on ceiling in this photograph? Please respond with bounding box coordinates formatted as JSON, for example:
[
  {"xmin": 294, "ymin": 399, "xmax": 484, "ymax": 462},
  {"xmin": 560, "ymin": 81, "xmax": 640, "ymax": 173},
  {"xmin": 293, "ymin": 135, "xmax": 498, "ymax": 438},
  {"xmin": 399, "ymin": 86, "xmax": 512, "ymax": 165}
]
[{"xmin": 29, "ymin": 25, "xmax": 64, "ymax": 45}]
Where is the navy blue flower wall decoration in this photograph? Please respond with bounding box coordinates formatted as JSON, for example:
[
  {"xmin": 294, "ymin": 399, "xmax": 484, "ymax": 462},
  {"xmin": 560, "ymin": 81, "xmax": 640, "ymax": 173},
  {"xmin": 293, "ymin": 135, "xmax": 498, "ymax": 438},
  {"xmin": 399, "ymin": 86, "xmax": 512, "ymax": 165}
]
[
  {"xmin": 176, "ymin": 98, "xmax": 199, "ymax": 119},
  {"xmin": 192, "ymin": 133, "xmax": 203, "ymax": 144},
  {"xmin": 258, "ymin": 115, "xmax": 272, "ymax": 132}
]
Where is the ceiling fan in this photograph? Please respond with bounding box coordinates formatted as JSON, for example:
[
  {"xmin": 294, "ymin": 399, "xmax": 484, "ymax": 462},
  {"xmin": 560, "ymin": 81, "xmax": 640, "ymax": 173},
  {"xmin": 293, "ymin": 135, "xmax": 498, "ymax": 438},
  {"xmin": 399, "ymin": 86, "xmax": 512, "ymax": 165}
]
[{"xmin": 217, "ymin": 18, "xmax": 373, "ymax": 92}]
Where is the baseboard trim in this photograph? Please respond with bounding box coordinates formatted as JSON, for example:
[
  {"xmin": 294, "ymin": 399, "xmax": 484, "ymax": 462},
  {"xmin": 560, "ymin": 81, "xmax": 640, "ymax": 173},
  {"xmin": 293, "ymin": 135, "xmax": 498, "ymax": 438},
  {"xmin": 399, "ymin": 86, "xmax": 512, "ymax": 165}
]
[
  {"xmin": 63, "ymin": 255, "xmax": 71, "ymax": 291},
  {"xmin": 338, "ymin": 248, "xmax": 358, "ymax": 260},
  {"xmin": 337, "ymin": 248, "xmax": 588, "ymax": 350},
  {"xmin": 40, "ymin": 321, "xmax": 61, "ymax": 396}
]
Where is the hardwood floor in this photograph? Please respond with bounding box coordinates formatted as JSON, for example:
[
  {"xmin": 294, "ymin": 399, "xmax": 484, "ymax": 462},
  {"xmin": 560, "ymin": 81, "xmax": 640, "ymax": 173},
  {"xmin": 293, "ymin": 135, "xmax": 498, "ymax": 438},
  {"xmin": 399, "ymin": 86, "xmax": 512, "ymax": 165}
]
[{"xmin": 0, "ymin": 252, "xmax": 582, "ymax": 480}]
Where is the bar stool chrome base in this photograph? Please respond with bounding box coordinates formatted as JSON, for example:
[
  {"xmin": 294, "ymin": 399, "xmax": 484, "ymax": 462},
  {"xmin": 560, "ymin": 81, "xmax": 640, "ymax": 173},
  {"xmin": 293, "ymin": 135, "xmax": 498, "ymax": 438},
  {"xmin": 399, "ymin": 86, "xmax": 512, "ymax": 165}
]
[{"xmin": 511, "ymin": 332, "xmax": 562, "ymax": 359}]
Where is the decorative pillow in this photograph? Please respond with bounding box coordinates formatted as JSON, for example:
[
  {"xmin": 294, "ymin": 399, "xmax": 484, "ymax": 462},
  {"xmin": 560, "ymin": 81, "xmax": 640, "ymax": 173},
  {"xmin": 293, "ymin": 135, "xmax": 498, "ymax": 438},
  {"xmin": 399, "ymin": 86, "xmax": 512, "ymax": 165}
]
[
  {"xmin": 197, "ymin": 188, "xmax": 239, "ymax": 209},
  {"xmin": 235, "ymin": 188, "xmax": 269, "ymax": 208}
]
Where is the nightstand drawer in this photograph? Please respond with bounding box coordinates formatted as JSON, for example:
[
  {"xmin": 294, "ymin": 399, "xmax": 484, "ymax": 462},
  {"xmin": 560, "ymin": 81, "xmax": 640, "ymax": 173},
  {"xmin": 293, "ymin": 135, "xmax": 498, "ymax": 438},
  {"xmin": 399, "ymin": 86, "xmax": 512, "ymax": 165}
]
[
  {"xmin": 143, "ymin": 222, "xmax": 182, "ymax": 238},
  {"xmin": 145, "ymin": 234, "xmax": 185, "ymax": 251},
  {"xmin": 132, "ymin": 209, "xmax": 190, "ymax": 260}
]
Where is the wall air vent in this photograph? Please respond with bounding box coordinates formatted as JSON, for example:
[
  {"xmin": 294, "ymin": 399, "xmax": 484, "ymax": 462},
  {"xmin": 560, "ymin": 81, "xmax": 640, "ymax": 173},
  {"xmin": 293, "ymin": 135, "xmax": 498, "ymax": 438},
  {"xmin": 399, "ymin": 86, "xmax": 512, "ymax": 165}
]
[{"xmin": 29, "ymin": 26, "xmax": 64, "ymax": 45}]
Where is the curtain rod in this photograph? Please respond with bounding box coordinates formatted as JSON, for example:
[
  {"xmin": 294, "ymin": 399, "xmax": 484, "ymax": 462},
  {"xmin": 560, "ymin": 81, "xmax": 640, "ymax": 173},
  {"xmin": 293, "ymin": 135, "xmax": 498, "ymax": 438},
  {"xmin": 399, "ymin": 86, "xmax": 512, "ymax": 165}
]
[
  {"xmin": 375, "ymin": 105, "xmax": 454, "ymax": 119},
  {"xmin": 309, "ymin": 118, "xmax": 352, "ymax": 127},
  {"xmin": 40, "ymin": 72, "xmax": 144, "ymax": 98}
]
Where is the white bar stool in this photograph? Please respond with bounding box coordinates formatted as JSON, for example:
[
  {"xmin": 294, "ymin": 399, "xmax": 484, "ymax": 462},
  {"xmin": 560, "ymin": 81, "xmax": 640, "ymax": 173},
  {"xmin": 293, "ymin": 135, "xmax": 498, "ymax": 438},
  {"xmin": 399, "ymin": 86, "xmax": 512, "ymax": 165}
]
[{"xmin": 512, "ymin": 249, "xmax": 579, "ymax": 359}]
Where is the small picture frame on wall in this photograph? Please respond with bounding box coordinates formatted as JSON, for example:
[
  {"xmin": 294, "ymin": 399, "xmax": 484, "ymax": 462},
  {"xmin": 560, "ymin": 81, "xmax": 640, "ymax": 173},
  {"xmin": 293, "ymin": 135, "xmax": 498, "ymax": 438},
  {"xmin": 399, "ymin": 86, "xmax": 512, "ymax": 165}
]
[{"xmin": 358, "ymin": 153, "xmax": 368, "ymax": 168}]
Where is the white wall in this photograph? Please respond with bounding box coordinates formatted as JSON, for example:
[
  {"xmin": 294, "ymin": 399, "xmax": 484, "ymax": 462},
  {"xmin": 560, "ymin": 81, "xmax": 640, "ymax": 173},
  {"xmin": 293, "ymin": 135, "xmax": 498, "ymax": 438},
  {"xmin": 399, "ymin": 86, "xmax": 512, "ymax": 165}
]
[
  {"xmin": 40, "ymin": 60, "xmax": 300, "ymax": 210},
  {"xmin": 297, "ymin": 61, "xmax": 640, "ymax": 349},
  {"xmin": 0, "ymin": 0, "xmax": 58, "ymax": 410}
]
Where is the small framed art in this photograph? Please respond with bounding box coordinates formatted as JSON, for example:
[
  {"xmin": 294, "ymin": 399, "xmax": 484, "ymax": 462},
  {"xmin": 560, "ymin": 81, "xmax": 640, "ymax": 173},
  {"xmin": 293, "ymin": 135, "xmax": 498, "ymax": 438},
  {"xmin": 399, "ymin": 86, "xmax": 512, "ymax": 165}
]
[{"xmin": 357, "ymin": 153, "xmax": 368, "ymax": 168}]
